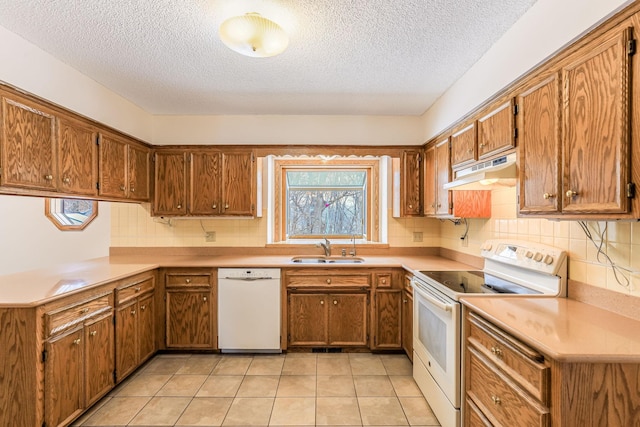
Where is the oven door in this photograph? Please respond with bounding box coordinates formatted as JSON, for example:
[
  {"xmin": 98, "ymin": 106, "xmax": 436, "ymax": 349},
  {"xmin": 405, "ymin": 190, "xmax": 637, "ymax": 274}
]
[{"xmin": 412, "ymin": 277, "xmax": 461, "ymax": 407}]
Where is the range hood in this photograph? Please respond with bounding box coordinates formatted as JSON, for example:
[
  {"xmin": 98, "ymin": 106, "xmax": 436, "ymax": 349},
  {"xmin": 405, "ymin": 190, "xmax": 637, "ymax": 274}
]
[{"xmin": 443, "ymin": 152, "xmax": 516, "ymax": 190}]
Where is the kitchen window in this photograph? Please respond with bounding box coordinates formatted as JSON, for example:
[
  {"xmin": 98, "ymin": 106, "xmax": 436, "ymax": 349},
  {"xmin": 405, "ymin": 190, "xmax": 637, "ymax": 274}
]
[
  {"xmin": 270, "ymin": 157, "xmax": 385, "ymax": 243},
  {"xmin": 45, "ymin": 198, "xmax": 98, "ymax": 230}
]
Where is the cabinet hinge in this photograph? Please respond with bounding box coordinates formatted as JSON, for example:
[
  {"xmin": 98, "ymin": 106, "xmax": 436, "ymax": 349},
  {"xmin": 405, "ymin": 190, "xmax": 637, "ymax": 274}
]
[
  {"xmin": 95, "ymin": 135, "xmax": 100, "ymax": 146},
  {"xmin": 628, "ymin": 39, "xmax": 636, "ymax": 56},
  {"xmin": 113, "ymin": 370, "xmax": 117, "ymax": 383},
  {"xmin": 627, "ymin": 182, "xmax": 636, "ymax": 199},
  {"xmin": 251, "ymin": 204, "xmax": 255, "ymax": 211},
  {"xmin": 42, "ymin": 350, "xmax": 47, "ymax": 363},
  {"xmin": 514, "ymin": 128, "xmax": 518, "ymax": 139},
  {"xmin": 96, "ymin": 182, "xmax": 100, "ymax": 190},
  {"xmin": 42, "ymin": 422, "xmax": 47, "ymax": 427},
  {"xmin": 513, "ymin": 104, "xmax": 519, "ymax": 115},
  {"xmin": 251, "ymin": 152, "xmax": 255, "ymax": 162}
]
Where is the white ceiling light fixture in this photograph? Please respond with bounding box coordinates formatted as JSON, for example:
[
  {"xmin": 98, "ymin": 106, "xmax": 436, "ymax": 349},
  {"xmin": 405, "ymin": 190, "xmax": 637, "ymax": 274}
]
[{"xmin": 219, "ymin": 12, "xmax": 289, "ymax": 58}]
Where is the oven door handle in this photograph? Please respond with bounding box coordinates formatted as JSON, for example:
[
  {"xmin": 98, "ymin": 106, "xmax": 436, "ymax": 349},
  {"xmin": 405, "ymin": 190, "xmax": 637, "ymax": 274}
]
[{"xmin": 413, "ymin": 283, "xmax": 453, "ymax": 312}]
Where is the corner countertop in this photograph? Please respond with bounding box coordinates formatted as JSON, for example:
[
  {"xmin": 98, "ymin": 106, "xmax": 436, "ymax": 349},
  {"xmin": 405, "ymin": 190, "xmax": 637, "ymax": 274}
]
[
  {"xmin": 0, "ymin": 254, "xmax": 474, "ymax": 307},
  {"xmin": 460, "ymin": 296, "xmax": 640, "ymax": 363}
]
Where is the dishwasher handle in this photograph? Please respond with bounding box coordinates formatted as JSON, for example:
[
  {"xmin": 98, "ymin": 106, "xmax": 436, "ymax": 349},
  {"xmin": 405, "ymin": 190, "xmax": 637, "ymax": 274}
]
[{"xmin": 222, "ymin": 276, "xmax": 275, "ymax": 281}]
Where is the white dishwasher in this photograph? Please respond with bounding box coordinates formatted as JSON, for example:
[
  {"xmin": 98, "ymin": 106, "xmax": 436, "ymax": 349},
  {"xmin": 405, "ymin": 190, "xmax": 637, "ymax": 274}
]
[{"xmin": 217, "ymin": 268, "xmax": 281, "ymax": 353}]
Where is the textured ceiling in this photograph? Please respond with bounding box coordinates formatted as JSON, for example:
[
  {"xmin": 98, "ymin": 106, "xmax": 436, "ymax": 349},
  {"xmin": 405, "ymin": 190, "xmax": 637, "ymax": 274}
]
[{"xmin": 0, "ymin": 0, "xmax": 537, "ymax": 115}]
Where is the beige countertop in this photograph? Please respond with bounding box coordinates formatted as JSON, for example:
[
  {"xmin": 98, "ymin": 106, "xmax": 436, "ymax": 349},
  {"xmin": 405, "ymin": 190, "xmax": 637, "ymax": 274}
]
[
  {"xmin": 0, "ymin": 254, "xmax": 474, "ymax": 307},
  {"xmin": 461, "ymin": 296, "xmax": 640, "ymax": 363}
]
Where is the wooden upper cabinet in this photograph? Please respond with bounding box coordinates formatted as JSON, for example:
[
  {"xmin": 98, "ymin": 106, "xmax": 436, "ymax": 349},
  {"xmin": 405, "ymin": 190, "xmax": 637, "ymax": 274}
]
[
  {"xmin": 562, "ymin": 26, "xmax": 634, "ymax": 214},
  {"xmin": 401, "ymin": 149, "xmax": 423, "ymax": 216},
  {"xmin": 517, "ymin": 73, "xmax": 562, "ymax": 214},
  {"xmin": 153, "ymin": 151, "xmax": 188, "ymax": 216},
  {"xmin": 222, "ymin": 150, "xmax": 255, "ymax": 216},
  {"xmin": 477, "ymin": 99, "xmax": 516, "ymax": 160},
  {"xmin": 451, "ymin": 123, "xmax": 476, "ymax": 169},
  {"xmin": 435, "ymin": 138, "xmax": 452, "ymax": 216},
  {"xmin": 58, "ymin": 114, "xmax": 98, "ymax": 196},
  {"xmin": 128, "ymin": 144, "xmax": 150, "ymax": 201},
  {"xmin": 190, "ymin": 151, "xmax": 221, "ymax": 215},
  {"xmin": 98, "ymin": 131, "xmax": 150, "ymax": 201},
  {"xmin": 0, "ymin": 90, "xmax": 57, "ymax": 190},
  {"xmin": 423, "ymin": 144, "xmax": 436, "ymax": 216}
]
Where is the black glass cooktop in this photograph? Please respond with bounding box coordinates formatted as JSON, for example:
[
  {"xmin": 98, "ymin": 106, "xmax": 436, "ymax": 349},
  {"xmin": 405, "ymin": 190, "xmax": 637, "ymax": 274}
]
[{"xmin": 418, "ymin": 270, "xmax": 541, "ymax": 295}]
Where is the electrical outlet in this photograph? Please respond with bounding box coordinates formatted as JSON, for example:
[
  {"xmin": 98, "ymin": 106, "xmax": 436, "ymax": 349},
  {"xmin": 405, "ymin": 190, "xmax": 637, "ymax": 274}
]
[
  {"xmin": 205, "ymin": 231, "xmax": 216, "ymax": 242},
  {"xmin": 413, "ymin": 232, "xmax": 423, "ymax": 242}
]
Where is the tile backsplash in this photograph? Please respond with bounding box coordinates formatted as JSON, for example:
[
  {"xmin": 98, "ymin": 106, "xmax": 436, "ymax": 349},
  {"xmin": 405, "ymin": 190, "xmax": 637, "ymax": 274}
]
[{"xmin": 111, "ymin": 186, "xmax": 640, "ymax": 297}]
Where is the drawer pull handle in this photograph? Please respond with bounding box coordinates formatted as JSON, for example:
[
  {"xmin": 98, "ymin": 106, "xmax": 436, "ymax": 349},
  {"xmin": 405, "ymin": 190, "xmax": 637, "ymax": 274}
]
[
  {"xmin": 491, "ymin": 395, "xmax": 501, "ymax": 405},
  {"xmin": 333, "ymin": 300, "xmax": 338, "ymax": 305},
  {"xmin": 80, "ymin": 308, "xmax": 89, "ymax": 314},
  {"xmin": 90, "ymin": 330, "xmax": 97, "ymax": 337},
  {"xmin": 326, "ymin": 279, "xmax": 331, "ymax": 284},
  {"xmin": 381, "ymin": 279, "xmax": 387, "ymax": 284},
  {"xmin": 73, "ymin": 338, "xmax": 81, "ymax": 345},
  {"xmin": 186, "ymin": 278, "xmax": 191, "ymax": 284},
  {"xmin": 131, "ymin": 310, "xmax": 136, "ymax": 315},
  {"xmin": 320, "ymin": 300, "xmax": 324, "ymax": 305},
  {"xmin": 491, "ymin": 346, "xmax": 503, "ymax": 358},
  {"xmin": 135, "ymin": 287, "xmax": 141, "ymax": 292}
]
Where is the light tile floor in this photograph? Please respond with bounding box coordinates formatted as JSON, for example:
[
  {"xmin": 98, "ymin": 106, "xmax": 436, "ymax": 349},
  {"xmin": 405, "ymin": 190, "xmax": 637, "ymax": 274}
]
[{"xmin": 73, "ymin": 352, "xmax": 441, "ymax": 427}]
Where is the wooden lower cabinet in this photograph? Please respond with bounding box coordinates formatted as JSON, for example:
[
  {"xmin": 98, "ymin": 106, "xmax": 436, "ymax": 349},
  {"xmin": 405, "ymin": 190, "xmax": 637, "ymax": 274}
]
[
  {"xmin": 372, "ymin": 289, "xmax": 401, "ymax": 349},
  {"xmin": 163, "ymin": 268, "xmax": 216, "ymax": 349},
  {"xmin": 84, "ymin": 313, "xmax": 115, "ymax": 406},
  {"xmin": 401, "ymin": 276, "xmax": 413, "ymax": 360},
  {"xmin": 115, "ymin": 275, "xmax": 156, "ymax": 382}
]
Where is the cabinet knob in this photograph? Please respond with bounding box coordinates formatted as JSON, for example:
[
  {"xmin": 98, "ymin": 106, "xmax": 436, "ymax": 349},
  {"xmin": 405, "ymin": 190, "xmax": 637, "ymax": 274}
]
[
  {"xmin": 130, "ymin": 187, "xmax": 135, "ymax": 193},
  {"xmin": 212, "ymin": 203, "xmax": 217, "ymax": 209},
  {"xmin": 120, "ymin": 184, "xmax": 126, "ymax": 191},
  {"xmin": 225, "ymin": 203, "xmax": 229, "ymax": 209},
  {"xmin": 73, "ymin": 338, "xmax": 81, "ymax": 345},
  {"xmin": 381, "ymin": 279, "xmax": 386, "ymax": 284},
  {"xmin": 185, "ymin": 278, "xmax": 191, "ymax": 284},
  {"xmin": 491, "ymin": 395, "xmax": 501, "ymax": 405},
  {"xmin": 177, "ymin": 203, "xmax": 182, "ymax": 209},
  {"xmin": 80, "ymin": 308, "xmax": 89, "ymax": 314},
  {"xmin": 543, "ymin": 193, "xmax": 556, "ymax": 200},
  {"xmin": 44, "ymin": 174, "xmax": 53, "ymax": 181},
  {"xmin": 62, "ymin": 177, "xmax": 70, "ymax": 184},
  {"xmin": 437, "ymin": 203, "xmax": 441, "ymax": 208},
  {"xmin": 467, "ymin": 148, "xmax": 473, "ymax": 153},
  {"xmin": 135, "ymin": 287, "xmax": 141, "ymax": 292},
  {"xmin": 131, "ymin": 310, "xmax": 136, "ymax": 315},
  {"xmin": 141, "ymin": 305, "xmax": 146, "ymax": 311},
  {"xmin": 479, "ymin": 143, "xmax": 486, "ymax": 148},
  {"xmin": 203, "ymin": 296, "xmax": 207, "ymax": 302},
  {"xmin": 403, "ymin": 299, "xmax": 408, "ymax": 303},
  {"xmin": 326, "ymin": 279, "xmax": 331, "ymax": 284},
  {"xmin": 566, "ymin": 190, "xmax": 578, "ymax": 198},
  {"xmin": 333, "ymin": 300, "xmax": 338, "ymax": 305},
  {"xmin": 320, "ymin": 300, "xmax": 324, "ymax": 305},
  {"xmin": 90, "ymin": 330, "xmax": 97, "ymax": 337},
  {"xmin": 408, "ymin": 204, "xmax": 413, "ymax": 209},
  {"xmin": 491, "ymin": 346, "xmax": 503, "ymax": 358}
]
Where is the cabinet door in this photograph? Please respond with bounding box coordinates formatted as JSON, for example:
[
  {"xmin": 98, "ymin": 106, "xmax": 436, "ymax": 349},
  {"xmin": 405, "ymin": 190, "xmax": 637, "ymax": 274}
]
[
  {"xmin": 128, "ymin": 144, "xmax": 150, "ymax": 201},
  {"xmin": 423, "ymin": 145, "xmax": 436, "ymax": 216},
  {"xmin": 562, "ymin": 27, "xmax": 633, "ymax": 214},
  {"xmin": 138, "ymin": 293, "xmax": 156, "ymax": 362},
  {"xmin": 451, "ymin": 123, "xmax": 476, "ymax": 168},
  {"xmin": 45, "ymin": 328, "xmax": 84, "ymax": 427},
  {"xmin": 115, "ymin": 300, "xmax": 138, "ymax": 382},
  {"xmin": 435, "ymin": 138, "xmax": 451, "ymax": 216},
  {"xmin": 58, "ymin": 115, "xmax": 98, "ymax": 196},
  {"xmin": 221, "ymin": 151, "xmax": 255, "ymax": 215},
  {"xmin": 288, "ymin": 293, "xmax": 329, "ymax": 346},
  {"xmin": 373, "ymin": 289, "xmax": 401, "ymax": 349},
  {"xmin": 166, "ymin": 290, "xmax": 214, "ymax": 349},
  {"xmin": 477, "ymin": 100, "xmax": 516, "ymax": 159},
  {"xmin": 84, "ymin": 313, "xmax": 114, "ymax": 407},
  {"xmin": 153, "ymin": 151, "xmax": 188, "ymax": 215},
  {"xmin": 98, "ymin": 133, "xmax": 127, "ymax": 198},
  {"xmin": 517, "ymin": 74, "xmax": 562, "ymax": 214},
  {"xmin": 401, "ymin": 150, "xmax": 423, "ymax": 217},
  {"xmin": 402, "ymin": 289, "xmax": 413, "ymax": 360},
  {"xmin": 328, "ymin": 293, "xmax": 368, "ymax": 346},
  {"xmin": 0, "ymin": 92, "xmax": 57, "ymax": 190},
  {"xmin": 190, "ymin": 151, "xmax": 222, "ymax": 215}
]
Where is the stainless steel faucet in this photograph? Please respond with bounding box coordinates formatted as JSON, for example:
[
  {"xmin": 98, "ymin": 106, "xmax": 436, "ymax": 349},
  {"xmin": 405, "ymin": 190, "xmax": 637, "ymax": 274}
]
[
  {"xmin": 318, "ymin": 238, "xmax": 331, "ymax": 257},
  {"xmin": 350, "ymin": 234, "xmax": 357, "ymax": 256}
]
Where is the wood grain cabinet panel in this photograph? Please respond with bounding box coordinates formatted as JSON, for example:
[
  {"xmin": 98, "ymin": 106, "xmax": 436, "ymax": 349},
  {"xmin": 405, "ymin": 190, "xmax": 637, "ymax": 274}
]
[
  {"xmin": 561, "ymin": 26, "xmax": 633, "ymax": 214},
  {"xmin": 84, "ymin": 313, "xmax": 115, "ymax": 407},
  {"xmin": 435, "ymin": 138, "xmax": 452, "ymax": 216},
  {"xmin": 0, "ymin": 90, "xmax": 57, "ymax": 190},
  {"xmin": 98, "ymin": 131, "xmax": 150, "ymax": 201},
  {"xmin": 451, "ymin": 123, "xmax": 476, "ymax": 169},
  {"xmin": 401, "ymin": 149, "xmax": 423, "ymax": 217},
  {"xmin": 166, "ymin": 290, "xmax": 214, "ymax": 349},
  {"xmin": 153, "ymin": 151, "xmax": 188, "ymax": 215},
  {"xmin": 401, "ymin": 276, "xmax": 413, "ymax": 361},
  {"xmin": 517, "ymin": 74, "xmax": 562, "ymax": 214},
  {"xmin": 190, "ymin": 150, "xmax": 221, "ymax": 215},
  {"xmin": 58, "ymin": 114, "xmax": 98, "ymax": 196},
  {"xmin": 372, "ymin": 289, "xmax": 401, "ymax": 349},
  {"xmin": 423, "ymin": 145, "xmax": 436, "ymax": 216},
  {"xmin": 128, "ymin": 143, "xmax": 150, "ymax": 201},
  {"xmin": 222, "ymin": 150, "xmax": 256, "ymax": 216},
  {"xmin": 288, "ymin": 293, "xmax": 329, "ymax": 346},
  {"xmin": 328, "ymin": 293, "xmax": 368, "ymax": 346},
  {"xmin": 477, "ymin": 99, "xmax": 516, "ymax": 160}
]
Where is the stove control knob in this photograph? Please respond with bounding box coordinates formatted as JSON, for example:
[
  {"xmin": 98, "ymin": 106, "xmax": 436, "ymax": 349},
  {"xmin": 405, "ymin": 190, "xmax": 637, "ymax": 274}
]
[
  {"xmin": 544, "ymin": 255, "xmax": 554, "ymax": 265},
  {"xmin": 525, "ymin": 251, "xmax": 534, "ymax": 259},
  {"xmin": 533, "ymin": 252, "xmax": 543, "ymax": 262}
]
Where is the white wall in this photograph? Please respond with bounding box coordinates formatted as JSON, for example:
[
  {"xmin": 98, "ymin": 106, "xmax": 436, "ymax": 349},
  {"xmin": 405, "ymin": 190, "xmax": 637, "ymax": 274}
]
[
  {"xmin": 421, "ymin": 0, "xmax": 633, "ymax": 140},
  {"xmin": 0, "ymin": 197, "xmax": 111, "ymax": 275},
  {"xmin": 152, "ymin": 114, "xmax": 424, "ymax": 145}
]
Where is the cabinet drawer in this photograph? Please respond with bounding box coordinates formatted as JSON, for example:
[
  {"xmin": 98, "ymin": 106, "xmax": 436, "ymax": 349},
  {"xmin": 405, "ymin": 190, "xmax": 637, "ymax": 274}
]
[
  {"xmin": 467, "ymin": 312, "xmax": 549, "ymax": 403},
  {"xmin": 165, "ymin": 272, "xmax": 212, "ymax": 288},
  {"xmin": 116, "ymin": 277, "xmax": 155, "ymax": 305},
  {"xmin": 45, "ymin": 292, "xmax": 112, "ymax": 337},
  {"xmin": 286, "ymin": 274, "xmax": 371, "ymax": 289},
  {"xmin": 466, "ymin": 396, "xmax": 492, "ymax": 427},
  {"xmin": 375, "ymin": 273, "xmax": 392, "ymax": 288},
  {"xmin": 467, "ymin": 346, "xmax": 549, "ymax": 427}
]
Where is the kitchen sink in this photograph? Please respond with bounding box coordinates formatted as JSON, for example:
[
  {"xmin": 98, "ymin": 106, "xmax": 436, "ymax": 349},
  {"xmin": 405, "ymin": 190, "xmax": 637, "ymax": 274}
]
[{"xmin": 290, "ymin": 256, "xmax": 365, "ymax": 264}]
